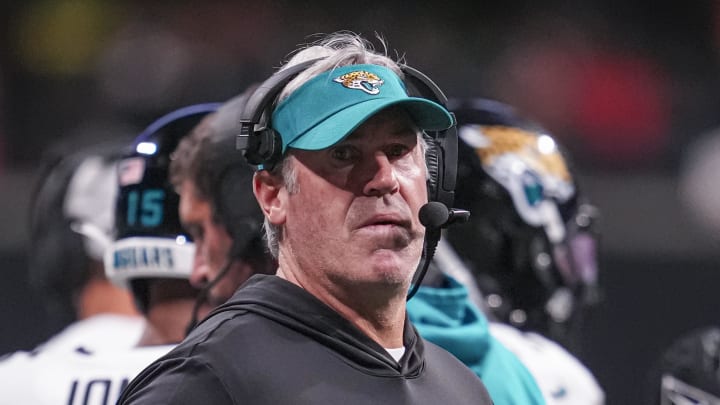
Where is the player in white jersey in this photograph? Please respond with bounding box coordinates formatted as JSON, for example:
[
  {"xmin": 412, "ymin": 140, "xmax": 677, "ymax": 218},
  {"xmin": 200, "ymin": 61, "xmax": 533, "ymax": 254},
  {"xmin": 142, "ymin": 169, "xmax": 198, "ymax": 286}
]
[
  {"xmin": 0, "ymin": 104, "xmax": 218, "ymax": 404},
  {"xmin": 0, "ymin": 343, "xmax": 171, "ymax": 405},
  {"xmin": 436, "ymin": 98, "xmax": 606, "ymax": 404}
]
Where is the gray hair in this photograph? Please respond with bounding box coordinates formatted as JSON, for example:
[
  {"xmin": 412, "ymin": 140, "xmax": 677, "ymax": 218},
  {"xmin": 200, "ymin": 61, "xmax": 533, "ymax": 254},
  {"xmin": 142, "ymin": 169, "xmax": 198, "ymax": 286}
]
[
  {"xmin": 278, "ymin": 32, "xmax": 404, "ymax": 101},
  {"xmin": 262, "ymin": 32, "xmax": 412, "ymax": 258}
]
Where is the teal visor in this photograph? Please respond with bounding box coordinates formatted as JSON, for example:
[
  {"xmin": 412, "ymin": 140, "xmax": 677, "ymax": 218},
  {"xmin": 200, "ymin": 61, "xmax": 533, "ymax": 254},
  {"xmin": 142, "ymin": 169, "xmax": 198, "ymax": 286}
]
[{"xmin": 272, "ymin": 64, "xmax": 454, "ymax": 152}]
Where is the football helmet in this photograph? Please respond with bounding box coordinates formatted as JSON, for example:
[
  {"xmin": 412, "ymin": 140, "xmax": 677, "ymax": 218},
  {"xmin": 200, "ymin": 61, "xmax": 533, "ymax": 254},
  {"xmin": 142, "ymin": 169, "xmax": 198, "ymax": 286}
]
[
  {"xmin": 104, "ymin": 103, "xmax": 220, "ymax": 312},
  {"xmin": 445, "ymin": 98, "xmax": 601, "ymax": 346}
]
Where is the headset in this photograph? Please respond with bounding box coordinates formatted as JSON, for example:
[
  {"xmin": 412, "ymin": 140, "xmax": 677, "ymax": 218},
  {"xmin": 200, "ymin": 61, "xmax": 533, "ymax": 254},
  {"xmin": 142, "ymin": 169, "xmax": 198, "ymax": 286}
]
[
  {"xmin": 182, "ymin": 92, "xmax": 275, "ymax": 334},
  {"xmin": 236, "ymin": 58, "xmax": 458, "ymax": 210},
  {"xmin": 202, "ymin": 133, "xmax": 267, "ymax": 262}
]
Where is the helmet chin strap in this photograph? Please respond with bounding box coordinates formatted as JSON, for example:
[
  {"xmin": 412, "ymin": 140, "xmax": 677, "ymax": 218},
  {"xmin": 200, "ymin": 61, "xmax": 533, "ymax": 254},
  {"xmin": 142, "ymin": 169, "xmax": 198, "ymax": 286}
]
[{"xmin": 184, "ymin": 257, "xmax": 234, "ymax": 336}]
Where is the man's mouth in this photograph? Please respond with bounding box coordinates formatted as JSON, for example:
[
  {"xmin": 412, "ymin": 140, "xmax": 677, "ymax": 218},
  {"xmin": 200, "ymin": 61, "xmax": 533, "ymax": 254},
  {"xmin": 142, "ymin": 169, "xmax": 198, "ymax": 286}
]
[{"xmin": 360, "ymin": 214, "xmax": 409, "ymax": 229}]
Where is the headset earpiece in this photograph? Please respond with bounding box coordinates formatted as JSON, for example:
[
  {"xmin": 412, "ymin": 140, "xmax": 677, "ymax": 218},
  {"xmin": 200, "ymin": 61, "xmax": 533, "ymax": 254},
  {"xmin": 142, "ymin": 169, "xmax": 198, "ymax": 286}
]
[
  {"xmin": 237, "ymin": 59, "xmax": 322, "ymax": 169},
  {"xmin": 423, "ymin": 133, "xmax": 441, "ymax": 202},
  {"xmin": 201, "ymin": 133, "xmax": 265, "ymax": 260},
  {"xmin": 401, "ymin": 64, "xmax": 458, "ymax": 209}
]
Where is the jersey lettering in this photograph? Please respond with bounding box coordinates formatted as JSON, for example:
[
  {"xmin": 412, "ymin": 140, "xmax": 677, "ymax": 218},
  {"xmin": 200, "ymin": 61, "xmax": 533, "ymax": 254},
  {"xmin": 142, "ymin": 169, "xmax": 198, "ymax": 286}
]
[{"xmin": 67, "ymin": 377, "xmax": 130, "ymax": 405}]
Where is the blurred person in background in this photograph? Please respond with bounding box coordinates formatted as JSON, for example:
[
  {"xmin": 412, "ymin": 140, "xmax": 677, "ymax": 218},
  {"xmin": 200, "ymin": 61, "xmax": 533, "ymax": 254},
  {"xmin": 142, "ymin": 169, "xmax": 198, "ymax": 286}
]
[
  {"xmin": 10, "ymin": 138, "xmax": 142, "ymax": 351},
  {"xmin": 414, "ymin": 97, "xmax": 604, "ymax": 403},
  {"xmin": 0, "ymin": 103, "xmax": 223, "ymax": 404},
  {"xmin": 0, "ymin": 138, "xmax": 143, "ymax": 403},
  {"xmin": 169, "ymin": 88, "xmax": 275, "ymax": 334},
  {"xmin": 103, "ymin": 103, "xmax": 219, "ymax": 346}
]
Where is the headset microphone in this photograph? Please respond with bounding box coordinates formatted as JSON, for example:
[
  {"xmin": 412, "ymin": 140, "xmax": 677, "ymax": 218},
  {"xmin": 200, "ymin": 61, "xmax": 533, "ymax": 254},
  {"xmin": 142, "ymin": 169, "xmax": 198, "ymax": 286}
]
[
  {"xmin": 184, "ymin": 235, "xmax": 250, "ymax": 336},
  {"xmin": 407, "ymin": 202, "xmax": 470, "ymax": 300},
  {"xmin": 419, "ymin": 201, "xmax": 450, "ymax": 229}
]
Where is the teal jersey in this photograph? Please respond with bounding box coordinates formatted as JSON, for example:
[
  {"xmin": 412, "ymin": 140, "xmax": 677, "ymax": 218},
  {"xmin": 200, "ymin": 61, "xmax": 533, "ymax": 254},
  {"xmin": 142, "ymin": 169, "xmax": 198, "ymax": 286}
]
[{"xmin": 408, "ymin": 276, "xmax": 545, "ymax": 405}]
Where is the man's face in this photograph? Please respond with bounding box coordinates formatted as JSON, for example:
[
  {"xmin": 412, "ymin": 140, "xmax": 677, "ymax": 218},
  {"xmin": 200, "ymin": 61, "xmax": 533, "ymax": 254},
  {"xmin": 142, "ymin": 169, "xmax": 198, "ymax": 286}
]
[
  {"xmin": 275, "ymin": 107, "xmax": 428, "ymax": 296},
  {"xmin": 178, "ymin": 181, "xmax": 253, "ymax": 314}
]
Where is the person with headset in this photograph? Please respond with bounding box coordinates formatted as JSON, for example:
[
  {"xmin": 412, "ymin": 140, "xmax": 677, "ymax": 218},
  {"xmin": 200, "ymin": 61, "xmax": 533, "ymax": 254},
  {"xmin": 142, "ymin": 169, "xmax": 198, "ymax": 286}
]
[
  {"xmin": 118, "ymin": 32, "xmax": 493, "ymax": 404},
  {"xmin": 415, "ymin": 97, "xmax": 605, "ymax": 404},
  {"xmin": 0, "ymin": 105, "xmax": 221, "ymax": 404},
  {"xmin": 168, "ymin": 88, "xmax": 275, "ymax": 333},
  {"xmin": 176, "ymin": 90, "xmax": 550, "ymax": 404}
]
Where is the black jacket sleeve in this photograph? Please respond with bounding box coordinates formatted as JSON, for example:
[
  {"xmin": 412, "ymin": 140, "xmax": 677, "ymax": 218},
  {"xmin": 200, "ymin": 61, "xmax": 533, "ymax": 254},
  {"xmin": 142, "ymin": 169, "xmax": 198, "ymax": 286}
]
[{"xmin": 119, "ymin": 357, "xmax": 234, "ymax": 405}]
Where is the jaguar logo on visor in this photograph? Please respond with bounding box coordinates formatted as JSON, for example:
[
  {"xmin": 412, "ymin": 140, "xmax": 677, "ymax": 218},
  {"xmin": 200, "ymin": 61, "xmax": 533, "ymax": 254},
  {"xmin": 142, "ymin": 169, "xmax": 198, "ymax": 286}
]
[{"xmin": 333, "ymin": 70, "xmax": 384, "ymax": 95}]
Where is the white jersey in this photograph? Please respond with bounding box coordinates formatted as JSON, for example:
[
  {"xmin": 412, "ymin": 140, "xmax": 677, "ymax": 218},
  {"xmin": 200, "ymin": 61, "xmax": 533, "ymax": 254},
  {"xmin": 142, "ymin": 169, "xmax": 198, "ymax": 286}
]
[
  {"xmin": 0, "ymin": 315, "xmax": 174, "ymax": 405},
  {"xmin": 33, "ymin": 314, "xmax": 145, "ymax": 354},
  {"xmin": 490, "ymin": 322, "xmax": 606, "ymax": 405}
]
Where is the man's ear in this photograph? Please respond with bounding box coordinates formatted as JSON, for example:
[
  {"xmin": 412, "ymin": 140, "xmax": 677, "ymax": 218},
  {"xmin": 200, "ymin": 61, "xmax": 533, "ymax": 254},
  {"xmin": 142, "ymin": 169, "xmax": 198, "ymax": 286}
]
[{"xmin": 253, "ymin": 171, "xmax": 287, "ymax": 226}]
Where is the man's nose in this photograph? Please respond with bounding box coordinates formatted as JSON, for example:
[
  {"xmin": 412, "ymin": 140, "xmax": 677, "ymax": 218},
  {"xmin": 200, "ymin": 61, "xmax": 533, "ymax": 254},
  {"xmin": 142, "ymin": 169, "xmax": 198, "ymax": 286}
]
[
  {"xmin": 363, "ymin": 153, "xmax": 399, "ymax": 196},
  {"xmin": 190, "ymin": 251, "xmax": 210, "ymax": 288}
]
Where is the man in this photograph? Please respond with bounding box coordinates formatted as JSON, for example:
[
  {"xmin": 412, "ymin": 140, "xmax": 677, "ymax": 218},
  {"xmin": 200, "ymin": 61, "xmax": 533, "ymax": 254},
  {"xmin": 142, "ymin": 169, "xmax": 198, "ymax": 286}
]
[
  {"xmin": 421, "ymin": 97, "xmax": 605, "ymax": 404},
  {"xmin": 169, "ymin": 88, "xmax": 275, "ymax": 329},
  {"xmin": 0, "ymin": 104, "xmax": 219, "ymax": 404},
  {"xmin": 118, "ymin": 32, "xmax": 493, "ymax": 404},
  {"xmin": 179, "ymin": 92, "xmax": 549, "ymax": 404},
  {"xmin": 0, "ymin": 138, "xmax": 142, "ymax": 350},
  {"xmin": 103, "ymin": 103, "xmax": 220, "ymax": 345},
  {"xmin": 0, "ymin": 140, "xmax": 143, "ymax": 403}
]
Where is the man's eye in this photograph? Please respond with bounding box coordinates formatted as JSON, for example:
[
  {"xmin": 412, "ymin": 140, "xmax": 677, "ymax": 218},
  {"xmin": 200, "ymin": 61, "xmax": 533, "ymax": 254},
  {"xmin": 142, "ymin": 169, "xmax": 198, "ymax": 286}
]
[
  {"xmin": 387, "ymin": 144, "xmax": 409, "ymax": 158},
  {"xmin": 331, "ymin": 146, "xmax": 356, "ymax": 161},
  {"xmin": 184, "ymin": 224, "xmax": 203, "ymax": 241}
]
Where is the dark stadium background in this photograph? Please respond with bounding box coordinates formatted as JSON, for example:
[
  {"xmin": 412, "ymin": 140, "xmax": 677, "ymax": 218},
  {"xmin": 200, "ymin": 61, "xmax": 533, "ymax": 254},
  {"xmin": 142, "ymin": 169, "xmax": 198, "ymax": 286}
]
[{"xmin": 1, "ymin": 1, "xmax": 720, "ymax": 403}]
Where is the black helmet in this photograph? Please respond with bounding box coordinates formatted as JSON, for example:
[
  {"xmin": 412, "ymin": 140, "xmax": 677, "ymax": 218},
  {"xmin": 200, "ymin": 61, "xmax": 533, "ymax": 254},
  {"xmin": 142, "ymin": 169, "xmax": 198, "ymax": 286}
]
[
  {"xmin": 104, "ymin": 103, "xmax": 220, "ymax": 313},
  {"xmin": 445, "ymin": 98, "xmax": 601, "ymax": 346}
]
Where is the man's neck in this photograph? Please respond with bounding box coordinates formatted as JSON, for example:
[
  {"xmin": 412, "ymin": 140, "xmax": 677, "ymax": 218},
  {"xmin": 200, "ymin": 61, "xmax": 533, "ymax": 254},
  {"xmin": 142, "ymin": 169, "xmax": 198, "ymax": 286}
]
[
  {"xmin": 137, "ymin": 299, "xmax": 196, "ymax": 346},
  {"xmin": 276, "ymin": 263, "xmax": 407, "ymax": 348},
  {"xmin": 77, "ymin": 278, "xmax": 140, "ymax": 320}
]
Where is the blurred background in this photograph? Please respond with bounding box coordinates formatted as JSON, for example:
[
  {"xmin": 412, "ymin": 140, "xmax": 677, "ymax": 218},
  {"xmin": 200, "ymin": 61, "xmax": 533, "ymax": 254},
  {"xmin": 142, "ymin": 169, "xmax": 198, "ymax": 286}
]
[{"xmin": 1, "ymin": 0, "xmax": 720, "ymax": 402}]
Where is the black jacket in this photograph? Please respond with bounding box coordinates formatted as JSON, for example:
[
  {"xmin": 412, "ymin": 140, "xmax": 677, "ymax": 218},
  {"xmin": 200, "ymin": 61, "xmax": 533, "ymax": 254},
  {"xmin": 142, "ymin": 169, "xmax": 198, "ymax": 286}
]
[{"xmin": 118, "ymin": 275, "xmax": 493, "ymax": 404}]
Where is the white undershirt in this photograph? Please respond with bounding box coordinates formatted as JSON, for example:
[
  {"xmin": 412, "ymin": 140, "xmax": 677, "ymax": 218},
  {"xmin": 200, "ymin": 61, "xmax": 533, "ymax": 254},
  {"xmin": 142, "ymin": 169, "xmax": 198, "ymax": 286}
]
[{"xmin": 384, "ymin": 347, "xmax": 406, "ymax": 362}]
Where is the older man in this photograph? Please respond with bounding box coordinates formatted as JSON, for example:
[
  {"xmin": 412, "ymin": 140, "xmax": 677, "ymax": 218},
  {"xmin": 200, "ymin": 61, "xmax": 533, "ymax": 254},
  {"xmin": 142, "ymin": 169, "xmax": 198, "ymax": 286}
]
[{"xmin": 119, "ymin": 32, "xmax": 492, "ymax": 404}]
